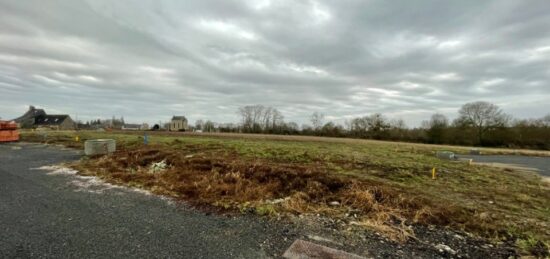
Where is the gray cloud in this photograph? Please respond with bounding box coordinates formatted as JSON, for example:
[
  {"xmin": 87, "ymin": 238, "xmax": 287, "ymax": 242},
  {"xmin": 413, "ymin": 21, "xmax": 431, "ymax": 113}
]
[{"xmin": 1, "ymin": 0, "xmax": 549, "ymax": 126}]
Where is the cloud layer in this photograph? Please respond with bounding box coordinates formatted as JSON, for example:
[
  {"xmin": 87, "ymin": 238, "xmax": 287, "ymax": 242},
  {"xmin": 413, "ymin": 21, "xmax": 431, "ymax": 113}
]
[{"xmin": 1, "ymin": 0, "xmax": 549, "ymax": 126}]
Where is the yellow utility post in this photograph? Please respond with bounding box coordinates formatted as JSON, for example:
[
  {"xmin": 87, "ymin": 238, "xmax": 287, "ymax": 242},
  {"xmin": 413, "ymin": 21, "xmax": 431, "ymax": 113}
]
[
  {"xmin": 432, "ymin": 167, "xmax": 436, "ymax": 180},
  {"xmin": 75, "ymin": 136, "xmax": 80, "ymax": 142}
]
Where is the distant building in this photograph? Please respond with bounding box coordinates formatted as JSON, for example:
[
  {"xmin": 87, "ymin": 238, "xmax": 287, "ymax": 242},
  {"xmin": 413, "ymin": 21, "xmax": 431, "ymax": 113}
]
[
  {"xmin": 121, "ymin": 124, "xmax": 141, "ymax": 130},
  {"xmin": 13, "ymin": 106, "xmax": 46, "ymax": 128},
  {"xmin": 34, "ymin": 115, "xmax": 75, "ymax": 130},
  {"xmin": 121, "ymin": 123, "xmax": 149, "ymax": 130},
  {"xmin": 13, "ymin": 106, "xmax": 75, "ymax": 130},
  {"xmin": 169, "ymin": 116, "xmax": 188, "ymax": 131}
]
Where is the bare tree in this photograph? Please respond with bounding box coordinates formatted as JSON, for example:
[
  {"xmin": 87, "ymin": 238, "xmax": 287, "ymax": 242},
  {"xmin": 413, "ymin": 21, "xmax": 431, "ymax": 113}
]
[
  {"xmin": 350, "ymin": 117, "xmax": 368, "ymax": 138},
  {"xmin": 238, "ymin": 105, "xmax": 264, "ymax": 131},
  {"xmin": 203, "ymin": 120, "xmax": 216, "ymax": 132},
  {"xmin": 310, "ymin": 112, "xmax": 324, "ymax": 130},
  {"xmin": 456, "ymin": 101, "xmax": 509, "ymax": 144},
  {"xmin": 271, "ymin": 108, "xmax": 284, "ymax": 130},
  {"xmin": 238, "ymin": 105, "xmax": 285, "ymax": 133},
  {"xmin": 254, "ymin": 105, "xmax": 264, "ymax": 129},
  {"xmin": 390, "ymin": 118, "xmax": 407, "ymax": 130},
  {"xmin": 238, "ymin": 106, "xmax": 253, "ymax": 130},
  {"xmin": 388, "ymin": 118, "xmax": 407, "ymax": 140},
  {"xmin": 194, "ymin": 119, "xmax": 204, "ymax": 130},
  {"xmin": 286, "ymin": 122, "xmax": 299, "ymax": 131},
  {"xmin": 262, "ymin": 106, "xmax": 273, "ymax": 130},
  {"xmin": 343, "ymin": 119, "xmax": 352, "ymax": 131}
]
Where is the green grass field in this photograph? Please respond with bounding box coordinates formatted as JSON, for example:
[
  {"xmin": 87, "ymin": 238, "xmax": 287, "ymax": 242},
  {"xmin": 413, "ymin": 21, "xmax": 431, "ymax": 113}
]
[{"xmin": 20, "ymin": 130, "xmax": 550, "ymax": 255}]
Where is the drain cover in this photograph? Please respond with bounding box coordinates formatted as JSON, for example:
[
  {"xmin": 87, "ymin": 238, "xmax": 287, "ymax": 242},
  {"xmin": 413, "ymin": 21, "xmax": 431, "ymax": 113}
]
[{"xmin": 283, "ymin": 239, "xmax": 365, "ymax": 259}]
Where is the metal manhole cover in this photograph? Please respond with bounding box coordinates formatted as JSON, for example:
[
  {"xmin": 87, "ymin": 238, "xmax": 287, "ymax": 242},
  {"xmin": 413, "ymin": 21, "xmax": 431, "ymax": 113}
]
[{"xmin": 283, "ymin": 239, "xmax": 366, "ymax": 259}]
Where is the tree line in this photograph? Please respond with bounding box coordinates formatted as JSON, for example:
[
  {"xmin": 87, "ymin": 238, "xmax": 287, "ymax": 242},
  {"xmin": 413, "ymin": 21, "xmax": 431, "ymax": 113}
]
[{"xmin": 190, "ymin": 101, "xmax": 550, "ymax": 150}]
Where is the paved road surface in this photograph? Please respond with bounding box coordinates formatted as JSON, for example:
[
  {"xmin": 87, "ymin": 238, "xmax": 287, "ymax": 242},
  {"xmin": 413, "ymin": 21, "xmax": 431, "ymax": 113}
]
[
  {"xmin": 458, "ymin": 154, "xmax": 550, "ymax": 177},
  {"xmin": 0, "ymin": 143, "xmax": 294, "ymax": 258}
]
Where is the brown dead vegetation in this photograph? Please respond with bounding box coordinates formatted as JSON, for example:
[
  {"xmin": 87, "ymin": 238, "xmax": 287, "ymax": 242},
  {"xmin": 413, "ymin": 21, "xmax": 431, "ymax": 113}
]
[{"xmin": 73, "ymin": 145, "xmax": 475, "ymax": 241}]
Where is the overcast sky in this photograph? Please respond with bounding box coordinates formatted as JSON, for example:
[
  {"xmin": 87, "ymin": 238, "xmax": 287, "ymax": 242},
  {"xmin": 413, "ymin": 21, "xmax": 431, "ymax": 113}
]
[{"xmin": 1, "ymin": 0, "xmax": 549, "ymax": 127}]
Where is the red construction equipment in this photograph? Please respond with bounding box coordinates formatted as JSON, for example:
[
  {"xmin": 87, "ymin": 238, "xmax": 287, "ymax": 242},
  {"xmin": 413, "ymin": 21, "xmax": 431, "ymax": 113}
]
[{"xmin": 0, "ymin": 120, "xmax": 19, "ymax": 142}]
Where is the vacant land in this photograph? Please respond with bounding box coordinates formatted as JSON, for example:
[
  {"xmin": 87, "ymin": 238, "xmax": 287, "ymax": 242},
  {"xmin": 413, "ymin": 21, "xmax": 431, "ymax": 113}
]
[{"xmin": 20, "ymin": 130, "xmax": 550, "ymax": 256}]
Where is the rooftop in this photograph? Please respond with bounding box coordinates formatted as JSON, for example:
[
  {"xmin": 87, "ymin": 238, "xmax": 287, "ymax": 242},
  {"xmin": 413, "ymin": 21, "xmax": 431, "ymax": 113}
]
[
  {"xmin": 172, "ymin": 116, "xmax": 187, "ymax": 121},
  {"xmin": 34, "ymin": 115, "xmax": 70, "ymax": 125}
]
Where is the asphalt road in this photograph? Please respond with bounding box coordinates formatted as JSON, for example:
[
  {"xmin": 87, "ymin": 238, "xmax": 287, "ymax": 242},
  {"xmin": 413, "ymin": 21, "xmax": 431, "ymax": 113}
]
[
  {"xmin": 0, "ymin": 143, "xmax": 294, "ymax": 258},
  {"xmin": 458, "ymin": 154, "xmax": 550, "ymax": 177}
]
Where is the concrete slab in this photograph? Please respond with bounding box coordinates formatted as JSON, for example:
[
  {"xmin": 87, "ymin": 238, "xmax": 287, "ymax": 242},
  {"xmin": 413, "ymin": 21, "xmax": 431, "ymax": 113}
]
[{"xmin": 283, "ymin": 239, "xmax": 366, "ymax": 259}]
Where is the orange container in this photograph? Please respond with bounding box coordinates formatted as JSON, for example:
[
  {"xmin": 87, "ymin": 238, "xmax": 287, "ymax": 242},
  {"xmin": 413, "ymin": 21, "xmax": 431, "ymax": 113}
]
[
  {"xmin": 0, "ymin": 131, "xmax": 19, "ymax": 142},
  {"xmin": 0, "ymin": 121, "xmax": 19, "ymax": 142},
  {"xmin": 0, "ymin": 122, "xmax": 17, "ymax": 130}
]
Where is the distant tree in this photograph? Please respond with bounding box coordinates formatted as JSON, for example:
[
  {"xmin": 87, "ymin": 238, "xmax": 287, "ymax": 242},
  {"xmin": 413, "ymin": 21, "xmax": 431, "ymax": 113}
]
[
  {"xmin": 310, "ymin": 112, "xmax": 324, "ymax": 131},
  {"xmin": 195, "ymin": 119, "xmax": 204, "ymax": 130},
  {"xmin": 237, "ymin": 106, "xmax": 253, "ymax": 132},
  {"xmin": 237, "ymin": 105, "xmax": 285, "ymax": 133},
  {"xmin": 389, "ymin": 118, "xmax": 407, "ymax": 140},
  {"xmin": 218, "ymin": 123, "xmax": 238, "ymax": 132},
  {"xmin": 262, "ymin": 106, "xmax": 273, "ymax": 130},
  {"xmin": 343, "ymin": 119, "xmax": 352, "ymax": 131},
  {"xmin": 365, "ymin": 113, "xmax": 390, "ymax": 139},
  {"xmin": 270, "ymin": 108, "xmax": 284, "ymax": 132},
  {"xmin": 285, "ymin": 122, "xmax": 299, "ymax": 133},
  {"xmin": 350, "ymin": 117, "xmax": 368, "ymax": 138},
  {"xmin": 390, "ymin": 118, "xmax": 406, "ymax": 130},
  {"xmin": 301, "ymin": 124, "xmax": 314, "ymax": 135},
  {"xmin": 425, "ymin": 113, "xmax": 448, "ymax": 144},
  {"xmin": 203, "ymin": 120, "xmax": 216, "ymax": 132},
  {"xmin": 320, "ymin": 122, "xmax": 344, "ymax": 137},
  {"xmin": 456, "ymin": 101, "xmax": 510, "ymax": 145}
]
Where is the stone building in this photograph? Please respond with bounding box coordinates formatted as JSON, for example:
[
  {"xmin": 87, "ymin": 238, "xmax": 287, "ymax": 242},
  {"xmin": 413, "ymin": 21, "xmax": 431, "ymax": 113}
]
[
  {"xmin": 13, "ymin": 106, "xmax": 75, "ymax": 130},
  {"xmin": 169, "ymin": 116, "xmax": 188, "ymax": 131}
]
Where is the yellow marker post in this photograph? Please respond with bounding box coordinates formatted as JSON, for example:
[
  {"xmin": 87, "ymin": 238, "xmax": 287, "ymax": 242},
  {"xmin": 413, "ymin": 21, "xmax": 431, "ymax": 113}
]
[
  {"xmin": 432, "ymin": 167, "xmax": 436, "ymax": 180},
  {"xmin": 75, "ymin": 136, "xmax": 80, "ymax": 142}
]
